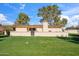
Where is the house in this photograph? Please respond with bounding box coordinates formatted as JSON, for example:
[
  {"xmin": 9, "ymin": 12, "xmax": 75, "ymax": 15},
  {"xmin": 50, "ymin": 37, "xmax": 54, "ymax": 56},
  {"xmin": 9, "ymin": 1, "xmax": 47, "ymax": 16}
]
[
  {"xmin": 10, "ymin": 20, "xmax": 68, "ymax": 37},
  {"xmin": 13, "ymin": 20, "xmax": 62, "ymax": 32}
]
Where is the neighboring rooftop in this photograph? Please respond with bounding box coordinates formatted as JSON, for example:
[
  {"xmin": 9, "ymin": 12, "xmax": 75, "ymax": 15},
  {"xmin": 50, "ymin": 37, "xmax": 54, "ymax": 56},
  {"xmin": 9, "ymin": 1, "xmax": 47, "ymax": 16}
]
[
  {"xmin": 0, "ymin": 25, "xmax": 5, "ymax": 32},
  {"xmin": 66, "ymin": 26, "xmax": 79, "ymax": 30}
]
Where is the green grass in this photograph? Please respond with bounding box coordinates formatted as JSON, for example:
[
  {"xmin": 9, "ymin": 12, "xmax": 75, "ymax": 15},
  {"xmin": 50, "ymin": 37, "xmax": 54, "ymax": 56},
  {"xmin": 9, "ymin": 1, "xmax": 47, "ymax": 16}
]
[{"xmin": 0, "ymin": 36, "xmax": 79, "ymax": 56}]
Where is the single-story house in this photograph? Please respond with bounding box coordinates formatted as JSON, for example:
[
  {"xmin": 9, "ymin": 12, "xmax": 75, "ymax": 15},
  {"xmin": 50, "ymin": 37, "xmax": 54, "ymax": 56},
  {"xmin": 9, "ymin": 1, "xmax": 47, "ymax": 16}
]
[
  {"xmin": 10, "ymin": 21, "xmax": 68, "ymax": 37},
  {"xmin": 13, "ymin": 20, "xmax": 63, "ymax": 32}
]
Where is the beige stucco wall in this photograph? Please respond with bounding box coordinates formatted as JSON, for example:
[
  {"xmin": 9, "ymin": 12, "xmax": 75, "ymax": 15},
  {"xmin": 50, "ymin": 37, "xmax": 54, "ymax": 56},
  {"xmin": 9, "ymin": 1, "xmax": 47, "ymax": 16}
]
[
  {"xmin": 65, "ymin": 30, "xmax": 79, "ymax": 34},
  {"xmin": 10, "ymin": 31, "xmax": 68, "ymax": 37},
  {"xmin": 42, "ymin": 21, "xmax": 48, "ymax": 32},
  {"xmin": 16, "ymin": 28, "xmax": 27, "ymax": 31},
  {"xmin": 15, "ymin": 27, "xmax": 62, "ymax": 32},
  {"xmin": 35, "ymin": 32, "xmax": 68, "ymax": 37},
  {"xmin": 48, "ymin": 28, "xmax": 62, "ymax": 32},
  {"xmin": 10, "ymin": 31, "xmax": 31, "ymax": 36},
  {"xmin": 36, "ymin": 28, "xmax": 43, "ymax": 32}
]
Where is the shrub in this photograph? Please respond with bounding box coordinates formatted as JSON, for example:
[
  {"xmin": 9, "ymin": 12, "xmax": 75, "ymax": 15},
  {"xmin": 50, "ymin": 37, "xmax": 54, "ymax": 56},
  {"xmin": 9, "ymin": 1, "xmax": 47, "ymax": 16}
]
[
  {"xmin": 0, "ymin": 32, "xmax": 4, "ymax": 35},
  {"xmin": 6, "ymin": 30, "xmax": 10, "ymax": 36}
]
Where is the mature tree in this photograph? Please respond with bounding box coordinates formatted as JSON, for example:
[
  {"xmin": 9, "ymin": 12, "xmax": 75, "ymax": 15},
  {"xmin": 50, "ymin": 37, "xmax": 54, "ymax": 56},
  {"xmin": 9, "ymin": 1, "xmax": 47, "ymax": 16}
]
[
  {"xmin": 53, "ymin": 16, "xmax": 67, "ymax": 27},
  {"xmin": 61, "ymin": 18, "xmax": 68, "ymax": 26},
  {"xmin": 38, "ymin": 5, "xmax": 61, "ymax": 21},
  {"xmin": 15, "ymin": 13, "xmax": 30, "ymax": 25},
  {"xmin": 38, "ymin": 5, "xmax": 67, "ymax": 27}
]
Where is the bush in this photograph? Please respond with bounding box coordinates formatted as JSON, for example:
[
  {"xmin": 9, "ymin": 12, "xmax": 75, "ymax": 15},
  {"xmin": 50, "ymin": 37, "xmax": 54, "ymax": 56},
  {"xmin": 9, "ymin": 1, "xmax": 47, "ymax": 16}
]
[
  {"xmin": 0, "ymin": 32, "xmax": 4, "ymax": 35},
  {"xmin": 6, "ymin": 30, "xmax": 10, "ymax": 36},
  {"xmin": 69, "ymin": 33, "xmax": 79, "ymax": 37}
]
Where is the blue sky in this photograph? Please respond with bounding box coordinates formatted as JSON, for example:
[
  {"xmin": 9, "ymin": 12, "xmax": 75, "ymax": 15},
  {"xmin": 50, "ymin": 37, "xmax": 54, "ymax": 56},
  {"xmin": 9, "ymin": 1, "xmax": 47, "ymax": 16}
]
[{"xmin": 0, "ymin": 3, "xmax": 79, "ymax": 27}]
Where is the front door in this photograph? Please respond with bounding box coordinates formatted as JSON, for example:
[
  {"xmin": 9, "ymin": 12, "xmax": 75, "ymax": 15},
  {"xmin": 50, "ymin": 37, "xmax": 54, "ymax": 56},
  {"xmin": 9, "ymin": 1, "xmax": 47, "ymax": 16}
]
[{"xmin": 29, "ymin": 28, "xmax": 36, "ymax": 36}]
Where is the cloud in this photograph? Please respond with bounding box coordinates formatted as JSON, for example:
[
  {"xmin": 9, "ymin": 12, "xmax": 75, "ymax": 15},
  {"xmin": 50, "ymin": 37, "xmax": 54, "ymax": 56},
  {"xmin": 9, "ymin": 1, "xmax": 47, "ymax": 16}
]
[
  {"xmin": 60, "ymin": 15, "xmax": 71, "ymax": 24},
  {"xmin": 4, "ymin": 4, "xmax": 26, "ymax": 12},
  {"xmin": 60, "ymin": 15, "xmax": 79, "ymax": 27},
  {"xmin": 0, "ymin": 14, "xmax": 7, "ymax": 21},
  {"xmin": 0, "ymin": 13, "xmax": 14, "ymax": 25},
  {"xmin": 61, "ymin": 6, "xmax": 79, "ymax": 27},
  {"xmin": 62, "ymin": 7, "xmax": 79, "ymax": 16},
  {"xmin": 4, "ymin": 4, "xmax": 18, "ymax": 11},
  {"xmin": 70, "ymin": 15, "xmax": 79, "ymax": 26},
  {"xmin": 19, "ymin": 4, "xmax": 26, "ymax": 10},
  {"xmin": 60, "ymin": 15, "xmax": 71, "ymax": 27},
  {"xmin": 71, "ymin": 15, "xmax": 79, "ymax": 20},
  {"xmin": 60, "ymin": 15, "xmax": 70, "ymax": 20}
]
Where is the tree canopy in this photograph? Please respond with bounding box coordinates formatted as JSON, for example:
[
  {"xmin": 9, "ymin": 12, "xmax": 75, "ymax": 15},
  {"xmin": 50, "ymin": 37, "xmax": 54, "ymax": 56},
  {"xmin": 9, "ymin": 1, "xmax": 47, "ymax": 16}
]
[
  {"xmin": 38, "ymin": 5, "xmax": 67, "ymax": 27},
  {"xmin": 15, "ymin": 13, "xmax": 30, "ymax": 25}
]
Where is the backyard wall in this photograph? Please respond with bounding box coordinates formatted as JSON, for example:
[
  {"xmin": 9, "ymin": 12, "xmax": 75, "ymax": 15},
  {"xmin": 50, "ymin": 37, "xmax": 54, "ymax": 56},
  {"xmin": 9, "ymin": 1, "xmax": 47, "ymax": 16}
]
[
  {"xmin": 10, "ymin": 31, "xmax": 68, "ymax": 37},
  {"xmin": 34, "ymin": 32, "xmax": 68, "ymax": 37},
  {"xmin": 36, "ymin": 28, "xmax": 43, "ymax": 32},
  {"xmin": 10, "ymin": 31, "xmax": 31, "ymax": 36},
  {"xmin": 65, "ymin": 30, "xmax": 79, "ymax": 34},
  {"xmin": 16, "ymin": 28, "xmax": 27, "ymax": 31},
  {"xmin": 48, "ymin": 28, "xmax": 62, "ymax": 32}
]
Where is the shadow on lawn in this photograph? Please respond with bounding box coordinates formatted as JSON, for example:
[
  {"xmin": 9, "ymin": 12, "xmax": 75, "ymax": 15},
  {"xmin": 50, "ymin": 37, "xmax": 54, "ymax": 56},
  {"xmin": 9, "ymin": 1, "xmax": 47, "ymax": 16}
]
[
  {"xmin": 57, "ymin": 37, "xmax": 79, "ymax": 44},
  {"xmin": 0, "ymin": 35, "xmax": 9, "ymax": 41}
]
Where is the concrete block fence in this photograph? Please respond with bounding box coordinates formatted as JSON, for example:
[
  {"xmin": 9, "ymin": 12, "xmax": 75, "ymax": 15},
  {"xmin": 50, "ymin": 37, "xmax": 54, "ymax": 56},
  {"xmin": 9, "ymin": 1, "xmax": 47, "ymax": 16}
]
[
  {"xmin": 10, "ymin": 31, "xmax": 68, "ymax": 37},
  {"xmin": 10, "ymin": 31, "xmax": 31, "ymax": 36},
  {"xmin": 34, "ymin": 32, "xmax": 68, "ymax": 37}
]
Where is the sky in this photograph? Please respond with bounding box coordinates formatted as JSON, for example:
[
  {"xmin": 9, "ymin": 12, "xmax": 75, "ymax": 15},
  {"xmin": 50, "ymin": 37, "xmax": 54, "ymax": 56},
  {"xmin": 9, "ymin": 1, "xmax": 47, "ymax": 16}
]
[{"xmin": 0, "ymin": 3, "xmax": 79, "ymax": 27}]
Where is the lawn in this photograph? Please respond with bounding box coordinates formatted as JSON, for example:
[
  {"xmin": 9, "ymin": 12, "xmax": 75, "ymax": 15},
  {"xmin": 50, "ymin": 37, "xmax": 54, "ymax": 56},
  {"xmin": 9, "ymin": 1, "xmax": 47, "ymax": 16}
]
[{"xmin": 0, "ymin": 36, "xmax": 79, "ymax": 56}]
